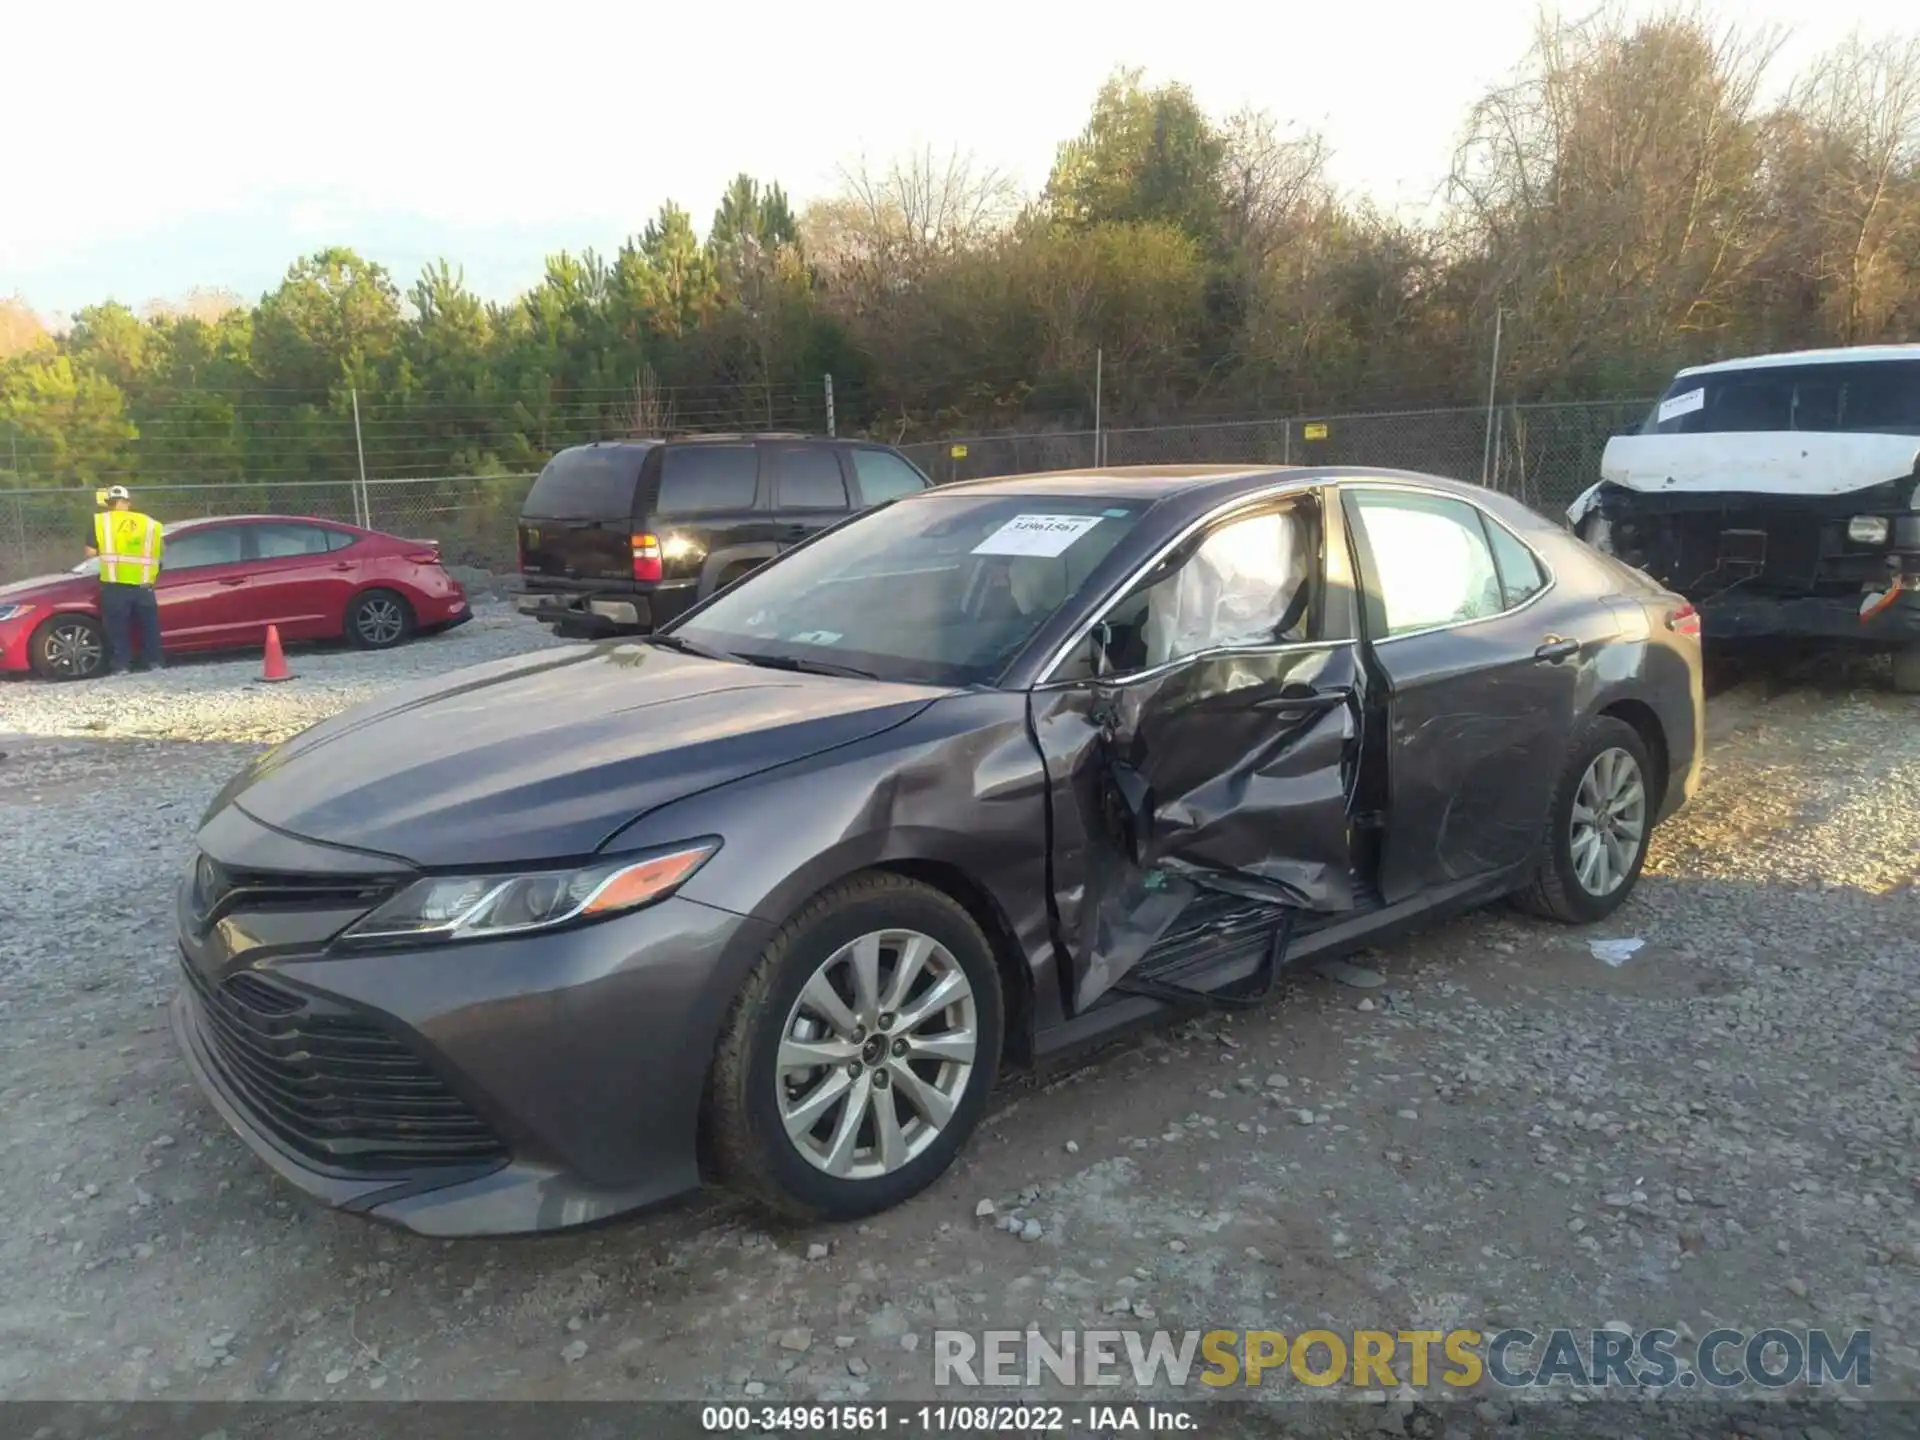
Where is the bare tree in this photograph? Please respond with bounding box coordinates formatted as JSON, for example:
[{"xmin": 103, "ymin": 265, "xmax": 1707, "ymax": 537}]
[
  {"xmin": 1779, "ymin": 32, "xmax": 1920, "ymax": 341},
  {"xmin": 626, "ymin": 362, "xmax": 677, "ymax": 437},
  {"xmin": 1446, "ymin": 3, "xmax": 1786, "ymax": 391}
]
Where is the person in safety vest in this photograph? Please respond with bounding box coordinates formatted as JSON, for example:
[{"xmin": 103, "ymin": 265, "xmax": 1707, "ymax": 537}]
[{"xmin": 83, "ymin": 485, "xmax": 167, "ymax": 674}]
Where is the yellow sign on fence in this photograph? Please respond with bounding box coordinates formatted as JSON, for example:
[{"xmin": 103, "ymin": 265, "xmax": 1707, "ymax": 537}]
[
  {"xmin": 950, "ymin": 444, "xmax": 969, "ymax": 459},
  {"xmin": 1302, "ymin": 423, "xmax": 1329, "ymax": 442}
]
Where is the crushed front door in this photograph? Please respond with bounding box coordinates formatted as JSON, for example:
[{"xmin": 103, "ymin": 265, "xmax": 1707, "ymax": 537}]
[{"xmin": 1028, "ymin": 496, "xmax": 1365, "ymax": 1013}]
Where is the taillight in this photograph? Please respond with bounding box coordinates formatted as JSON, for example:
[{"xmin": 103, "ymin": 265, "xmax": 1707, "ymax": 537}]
[
  {"xmin": 405, "ymin": 549, "xmax": 440, "ymax": 565},
  {"xmin": 632, "ymin": 532, "xmax": 662, "ymax": 583},
  {"xmin": 1667, "ymin": 602, "xmax": 1701, "ymax": 636}
]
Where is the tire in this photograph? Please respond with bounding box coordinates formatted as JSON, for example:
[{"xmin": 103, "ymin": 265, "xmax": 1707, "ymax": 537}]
[
  {"xmin": 716, "ymin": 561, "xmax": 760, "ymax": 592},
  {"xmin": 346, "ymin": 589, "xmax": 414, "ymax": 650},
  {"xmin": 1512, "ymin": 715, "xmax": 1656, "ymax": 925},
  {"xmin": 1892, "ymin": 644, "xmax": 1920, "ymax": 695},
  {"xmin": 29, "ymin": 614, "xmax": 106, "ymax": 681},
  {"xmin": 704, "ymin": 873, "xmax": 1004, "ymax": 1222}
]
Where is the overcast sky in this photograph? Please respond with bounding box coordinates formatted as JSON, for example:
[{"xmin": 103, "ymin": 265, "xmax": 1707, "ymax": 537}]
[{"xmin": 4, "ymin": 0, "xmax": 1910, "ymax": 321}]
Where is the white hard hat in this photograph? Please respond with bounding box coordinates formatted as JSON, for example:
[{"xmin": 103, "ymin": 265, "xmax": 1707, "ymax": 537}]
[{"xmin": 105, "ymin": 485, "xmax": 131, "ymax": 501}]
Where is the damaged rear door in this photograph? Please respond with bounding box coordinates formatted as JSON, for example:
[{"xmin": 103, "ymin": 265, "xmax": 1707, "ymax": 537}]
[{"xmin": 1028, "ymin": 490, "xmax": 1365, "ymax": 1012}]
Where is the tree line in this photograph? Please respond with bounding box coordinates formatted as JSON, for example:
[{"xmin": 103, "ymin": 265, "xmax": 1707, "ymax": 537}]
[{"xmin": 3, "ymin": 6, "xmax": 1917, "ymax": 492}]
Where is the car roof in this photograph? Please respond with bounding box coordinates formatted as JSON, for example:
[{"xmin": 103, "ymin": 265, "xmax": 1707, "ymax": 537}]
[
  {"xmin": 1678, "ymin": 343, "xmax": 1920, "ymax": 378},
  {"xmin": 564, "ymin": 433, "xmax": 843, "ymax": 451},
  {"xmin": 165, "ymin": 515, "xmax": 355, "ymax": 531},
  {"xmin": 912, "ymin": 464, "xmax": 1513, "ymax": 513}
]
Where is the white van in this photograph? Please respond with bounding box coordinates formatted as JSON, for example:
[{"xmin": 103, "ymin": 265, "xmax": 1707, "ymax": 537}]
[{"xmin": 1567, "ymin": 344, "xmax": 1920, "ymax": 690}]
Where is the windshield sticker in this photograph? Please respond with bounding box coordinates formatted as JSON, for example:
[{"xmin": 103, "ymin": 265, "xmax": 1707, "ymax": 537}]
[
  {"xmin": 972, "ymin": 514, "xmax": 1104, "ymax": 558},
  {"xmin": 787, "ymin": 630, "xmax": 843, "ymax": 645},
  {"xmin": 1657, "ymin": 387, "xmax": 1705, "ymax": 423}
]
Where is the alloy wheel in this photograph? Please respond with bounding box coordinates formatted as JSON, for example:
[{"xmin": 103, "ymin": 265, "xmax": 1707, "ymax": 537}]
[
  {"xmin": 356, "ymin": 597, "xmax": 406, "ymax": 646},
  {"xmin": 1568, "ymin": 745, "xmax": 1647, "ymax": 897},
  {"xmin": 775, "ymin": 929, "xmax": 979, "ymax": 1180},
  {"xmin": 43, "ymin": 621, "xmax": 103, "ymax": 678}
]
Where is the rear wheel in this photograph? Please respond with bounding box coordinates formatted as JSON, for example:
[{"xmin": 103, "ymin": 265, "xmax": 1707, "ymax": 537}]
[
  {"xmin": 1513, "ymin": 716, "xmax": 1655, "ymax": 925},
  {"xmin": 346, "ymin": 589, "xmax": 414, "ymax": 650},
  {"xmin": 715, "ymin": 561, "xmax": 761, "ymax": 592},
  {"xmin": 704, "ymin": 874, "xmax": 1004, "ymax": 1222},
  {"xmin": 29, "ymin": 614, "xmax": 105, "ymax": 681}
]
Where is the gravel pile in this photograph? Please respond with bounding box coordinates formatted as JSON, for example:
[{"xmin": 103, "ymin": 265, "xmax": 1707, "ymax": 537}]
[
  {"xmin": 0, "ymin": 661, "xmax": 1915, "ymax": 1409},
  {"xmin": 0, "ymin": 602, "xmax": 572, "ymax": 744}
]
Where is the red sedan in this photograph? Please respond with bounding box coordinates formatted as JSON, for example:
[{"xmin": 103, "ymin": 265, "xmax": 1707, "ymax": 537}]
[{"xmin": 0, "ymin": 515, "xmax": 472, "ymax": 681}]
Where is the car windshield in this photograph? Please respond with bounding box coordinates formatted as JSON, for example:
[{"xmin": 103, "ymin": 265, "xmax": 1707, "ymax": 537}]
[
  {"xmin": 1640, "ymin": 359, "xmax": 1920, "ymax": 436},
  {"xmin": 667, "ymin": 492, "xmax": 1151, "ymax": 686}
]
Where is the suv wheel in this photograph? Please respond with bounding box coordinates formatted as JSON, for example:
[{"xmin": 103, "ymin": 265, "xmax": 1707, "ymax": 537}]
[
  {"xmin": 1512, "ymin": 715, "xmax": 1655, "ymax": 925},
  {"xmin": 704, "ymin": 874, "xmax": 1004, "ymax": 1221}
]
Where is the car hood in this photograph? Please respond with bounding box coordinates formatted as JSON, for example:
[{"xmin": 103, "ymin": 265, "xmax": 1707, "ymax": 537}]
[
  {"xmin": 0, "ymin": 572, "xmax": 87, "ymax": 605},
  {"xmin": 1570, "ymin": 432, "xmax": 1920, "ymax": 525},
  {"xmin": 212, "ymin": 642, "xmax": 955, "ymax": 867}
]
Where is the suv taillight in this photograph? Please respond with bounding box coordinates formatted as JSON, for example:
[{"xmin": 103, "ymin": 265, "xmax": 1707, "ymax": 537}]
[
  {"xmin": 632, "ymin": 532, "xmax": 662, "ymax": 583},
  {"xmin": 405, "ymin": 549, "xmax": 440, "ymax": 565},
  {"xmin": 1667, "ymin": 602, "xmax": 1701, "ymax": 636}
]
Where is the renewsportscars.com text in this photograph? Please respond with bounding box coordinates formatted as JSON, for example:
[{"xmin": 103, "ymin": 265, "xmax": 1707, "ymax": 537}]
[{"xmin": 933, "ymin": 1327, "xmax": 1872, "ymax": 1390}]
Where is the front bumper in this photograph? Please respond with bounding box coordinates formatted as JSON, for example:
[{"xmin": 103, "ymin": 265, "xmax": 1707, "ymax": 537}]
[
  {"xmin": 172, "ymin": 881, "xmax": 774, "ymax": 1237},
  {"xmin": 1698, "ymin": 586, "xmax": 1920, "ymax": 645}
]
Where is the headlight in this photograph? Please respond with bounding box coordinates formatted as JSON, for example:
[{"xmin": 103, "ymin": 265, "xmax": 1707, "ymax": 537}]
[
  {"xmin": 338, "ymin": 840, "xmax": 719, "ymax": 946},
  {"xmin": 1847, "ymin": 516, "xmax": 1890, "ymax": 545},
  {"xmin": 0, "ymin": 603, "xmax": 35, "ymax": 624}
]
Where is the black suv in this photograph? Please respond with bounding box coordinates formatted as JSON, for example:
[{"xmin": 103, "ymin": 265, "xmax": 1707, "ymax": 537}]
[{"xmin": 513, "ymin": 433, "xmax": 933, "ymax": 636}]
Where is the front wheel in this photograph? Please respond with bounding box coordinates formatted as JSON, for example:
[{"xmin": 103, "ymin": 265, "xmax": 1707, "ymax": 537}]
[
  {"xmin": 346, "ymin": 589, "xmax": 414, "ymax": 650},
  {"xmin": 1512, "ymin": 716, "xmax": 1656, "ymax": 925},
  {"xmin": 704, "ymin": 874, "xmax": 1004, "ymax": 1222},
  {"xmin": 29, "ymin": 614, "xmax": 106, "ymax": 681}
]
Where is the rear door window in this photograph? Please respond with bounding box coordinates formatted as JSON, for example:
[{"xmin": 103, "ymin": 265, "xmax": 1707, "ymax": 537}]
[
  {"xmin": 849, "ymin": 447, "xmax": 930, "ymax": 504},
  {"xmin": 522, "ymin": 446, "xmax": 650, "ymax": 520},
  {"xmin": 249, "ymin": 523, "xmax": 335, "ymax": 559},
  {"xmin": 1480, "ymin": 515, "xmax": 1549, "ymax": 607},
  {"xmin": 654, "ymin": 445, "xmax": 760, "ymax": 516},
  {"xmin": 773, "ymin": 446, "xmax": 851, "ymax": 511}
]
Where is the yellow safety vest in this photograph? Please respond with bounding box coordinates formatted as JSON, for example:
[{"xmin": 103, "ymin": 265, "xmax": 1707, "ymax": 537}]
[{"xmin": 94, "ymin": 511, "xmax": 165, "ymax": 586}]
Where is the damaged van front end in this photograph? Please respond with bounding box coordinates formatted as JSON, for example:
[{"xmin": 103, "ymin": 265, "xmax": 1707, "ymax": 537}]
[{"xmin": 1566, "ymin": 349, "xmax": 1920, "ymax": 689}]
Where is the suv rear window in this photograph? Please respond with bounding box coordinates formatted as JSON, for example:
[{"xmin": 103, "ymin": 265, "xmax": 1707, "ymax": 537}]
[
  {"xmin": 1642, "ymin": 359, "xmax": 1920, "ymax": 436},
  {"xmin": 523, "ymin": 446, "xmax": 650, "ymax": 520},
  {"xmin": 655, "ymin": 445, "xmax": 759, "ymax": 515}
]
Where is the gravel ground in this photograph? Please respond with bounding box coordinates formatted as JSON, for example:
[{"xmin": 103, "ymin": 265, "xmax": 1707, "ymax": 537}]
[{"xmin": 0, "ymin": 622, "xmax": 1916, "ymax": 1422}]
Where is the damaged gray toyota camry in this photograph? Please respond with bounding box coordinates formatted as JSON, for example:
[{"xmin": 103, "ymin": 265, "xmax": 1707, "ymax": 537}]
[{"xmin": 172, "ymin": 464, "xmax": 1704, "ymax": 1237}]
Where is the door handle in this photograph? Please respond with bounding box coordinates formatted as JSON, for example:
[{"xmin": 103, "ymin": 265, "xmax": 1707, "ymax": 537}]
[
  {"xmin": 218, "ymin": 577, "xmax": 247, "ymax": 587},
  {"xmin": 1253, "ymin": 689, "xmax": 1347, "ymax": 716},
  {"xmin": 1534, "ymin": 636, "xmax": 1580, "ymax": 663},
  {"xmin": 331, "ymin": 562, "xmax": 354, "ymax": 571}
]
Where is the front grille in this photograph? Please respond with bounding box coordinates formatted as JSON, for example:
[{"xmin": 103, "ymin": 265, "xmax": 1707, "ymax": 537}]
[
  {"xmin": 191, "ymin": 855, "xmax": 397, "ymax": 931},
  {"xmin": 181, "ymin": 958, "xmax": 506, "ymax": 1175}
]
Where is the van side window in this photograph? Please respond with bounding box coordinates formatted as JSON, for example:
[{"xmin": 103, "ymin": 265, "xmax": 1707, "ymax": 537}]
[{"xmin": 656, "ymin": 446, "xmax": 758, "ymax": 515}]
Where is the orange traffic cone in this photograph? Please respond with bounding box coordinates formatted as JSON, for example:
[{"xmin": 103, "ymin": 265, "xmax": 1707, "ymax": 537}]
[{"xmin": 260, "ymin": 624, "xmax": 293, "ymax": 682}]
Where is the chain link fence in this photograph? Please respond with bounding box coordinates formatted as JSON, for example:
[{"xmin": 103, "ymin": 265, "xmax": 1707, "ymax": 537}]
[{"xmin": 0, "ymin": 398, "xmax": 1651, "ymax": 584}]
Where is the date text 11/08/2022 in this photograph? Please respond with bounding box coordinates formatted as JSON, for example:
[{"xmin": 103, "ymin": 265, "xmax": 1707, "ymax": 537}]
[{"xmin": 701, "ymin": 1406, "xmax": 1193, "ymax": 1432}]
